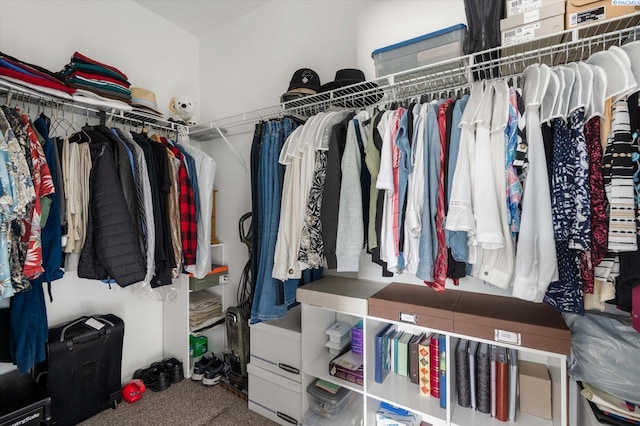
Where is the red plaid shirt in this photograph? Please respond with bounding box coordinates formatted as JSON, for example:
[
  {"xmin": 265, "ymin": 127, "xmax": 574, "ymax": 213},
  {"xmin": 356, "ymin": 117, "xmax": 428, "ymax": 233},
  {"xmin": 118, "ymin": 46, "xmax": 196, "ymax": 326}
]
[{"xmin": 161, "ymin": 137, "xmax": 197, "ymax": 266}]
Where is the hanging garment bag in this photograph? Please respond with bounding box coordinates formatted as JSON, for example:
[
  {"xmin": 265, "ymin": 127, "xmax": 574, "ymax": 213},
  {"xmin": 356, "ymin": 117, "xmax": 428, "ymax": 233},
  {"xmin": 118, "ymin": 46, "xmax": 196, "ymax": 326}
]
[{"xmin": 36, "ymin": 314, "xmax": 124, "ymax": 425}]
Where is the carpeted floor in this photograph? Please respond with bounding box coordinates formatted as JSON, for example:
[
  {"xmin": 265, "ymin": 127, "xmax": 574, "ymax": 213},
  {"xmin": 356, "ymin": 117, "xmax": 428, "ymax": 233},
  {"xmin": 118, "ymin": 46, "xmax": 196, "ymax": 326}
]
[{"xmin": 81, "ymin": 378, "xmax": 277, "ymax": 426}]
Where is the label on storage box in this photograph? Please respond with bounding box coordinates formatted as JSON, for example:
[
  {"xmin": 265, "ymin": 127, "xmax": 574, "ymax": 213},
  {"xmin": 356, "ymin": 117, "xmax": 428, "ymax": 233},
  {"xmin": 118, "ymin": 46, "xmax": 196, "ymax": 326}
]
[
  {"xmin": 502, "ymin": 22, "xmax": 541, "ymax": 45},
  {"xmin": 524, "ymin": 9, "xmax": 540, "ymax": 23},
  {"xmin": 508, "ymin": 0, "xmax": 542, "ymax": 16},
  {"xmin": 569, "ymin": 6, "xmax": 605, "ymax": 27},
  {"xmin": 494, "ymin": 329, "xmax": 522, "ymax": 345}
]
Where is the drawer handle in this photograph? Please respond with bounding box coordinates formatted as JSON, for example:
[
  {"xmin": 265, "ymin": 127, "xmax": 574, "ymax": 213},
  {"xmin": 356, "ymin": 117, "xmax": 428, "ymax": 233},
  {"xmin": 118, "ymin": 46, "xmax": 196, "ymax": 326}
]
[
  {"xmin": 278, "ymin": 363, "xmax": 300, "ymax": 375},
  {"xmin": 494, "ymin": 329, "xmax": 521, "ymax": 345},
  {"xmin": 399, "ymin": 312, "xmax": 417, "ymax": 324},
  {"xmin": 277, "ymin": 411, "xmax": 298, "ymax": 424}
]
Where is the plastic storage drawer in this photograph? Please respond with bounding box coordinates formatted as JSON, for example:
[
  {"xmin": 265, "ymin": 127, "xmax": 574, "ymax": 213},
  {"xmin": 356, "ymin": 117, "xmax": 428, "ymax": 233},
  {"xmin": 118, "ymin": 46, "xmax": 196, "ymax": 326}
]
[
  {"xmin": 249, "ymin": 305, "xmax": 302, "ymax": 382},
  {"xmin": 307, "ymin": 379, "xmax": 354, "ymax": 417},
  {"xmin": 372, "ymin": 24, "xmax": 467, "ymax": 77},
  {"xmin": 247, "ymin": 363, "xmax": 302, "ymax": 425}
]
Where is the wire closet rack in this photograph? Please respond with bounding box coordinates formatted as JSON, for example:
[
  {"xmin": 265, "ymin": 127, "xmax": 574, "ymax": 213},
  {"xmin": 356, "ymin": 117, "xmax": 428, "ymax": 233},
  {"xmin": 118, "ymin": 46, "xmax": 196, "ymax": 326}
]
[
  {"xmin": 190, "ymin": 12, "xmax": 640, "ymax": 144},
  {"xmin": 0, "ymin": 81, "xmax": 187, "ymax": 137}
]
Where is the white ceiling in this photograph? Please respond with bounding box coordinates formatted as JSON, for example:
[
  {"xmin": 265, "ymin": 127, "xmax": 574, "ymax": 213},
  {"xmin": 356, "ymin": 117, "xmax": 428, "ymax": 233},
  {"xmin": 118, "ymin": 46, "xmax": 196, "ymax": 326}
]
[{"xmin": 134, "ymin": 0, "xmax": 270, "ymax": 37}]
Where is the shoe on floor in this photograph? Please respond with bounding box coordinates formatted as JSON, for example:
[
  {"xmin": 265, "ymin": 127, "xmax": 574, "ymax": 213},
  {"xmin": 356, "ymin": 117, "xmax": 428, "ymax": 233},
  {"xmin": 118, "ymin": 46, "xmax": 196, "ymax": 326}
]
[
  {"xmin": 202, "ymin": 354, "xmax": 225, "ymax": 386},
  {"xmin": 143, "ymin": 362, "xmax": 171, "ymax": 392},
  {"xmin": 163, "ymin": 357, "xmax": 184, "ymax": 383},
  {"xmin": 192, "ymin": 352, "xmax": 216, "ymax": 381}
]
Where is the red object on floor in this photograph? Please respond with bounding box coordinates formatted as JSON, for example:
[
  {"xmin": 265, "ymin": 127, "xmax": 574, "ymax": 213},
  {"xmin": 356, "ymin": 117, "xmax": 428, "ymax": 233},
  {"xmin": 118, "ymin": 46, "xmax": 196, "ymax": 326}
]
[{"xmin": 122, "ymin": 379, "xmax": 146, "ymax": 403}]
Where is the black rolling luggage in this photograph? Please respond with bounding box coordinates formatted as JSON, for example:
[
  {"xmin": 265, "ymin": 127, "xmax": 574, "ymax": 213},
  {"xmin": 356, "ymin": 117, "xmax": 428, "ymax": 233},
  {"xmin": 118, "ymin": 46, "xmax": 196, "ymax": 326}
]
[{"xmin": 35, "ymin": 314, "xmax": 124, "ymax": 425}]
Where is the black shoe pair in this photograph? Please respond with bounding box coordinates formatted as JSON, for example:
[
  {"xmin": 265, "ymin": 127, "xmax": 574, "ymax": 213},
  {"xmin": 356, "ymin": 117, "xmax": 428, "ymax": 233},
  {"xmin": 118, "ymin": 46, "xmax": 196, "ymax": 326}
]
[{"xmin": 133, "ymin": 358, "xmax": 184, "ymax": 392}]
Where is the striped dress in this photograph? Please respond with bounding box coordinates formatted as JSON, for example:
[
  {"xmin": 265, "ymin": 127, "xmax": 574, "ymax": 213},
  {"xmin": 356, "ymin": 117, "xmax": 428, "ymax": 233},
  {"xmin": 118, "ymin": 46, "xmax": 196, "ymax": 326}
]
[{"xmin": 603, "ymin": 100, "xmax": 637, "ymax": 252}]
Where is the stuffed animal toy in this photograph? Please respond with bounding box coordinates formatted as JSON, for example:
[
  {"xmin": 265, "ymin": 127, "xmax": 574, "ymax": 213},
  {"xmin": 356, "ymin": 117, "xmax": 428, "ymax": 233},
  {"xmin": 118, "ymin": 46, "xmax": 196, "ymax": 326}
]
[{"xmin": 168, "ymin": 95, "xmax": 198, "ymax": 126}]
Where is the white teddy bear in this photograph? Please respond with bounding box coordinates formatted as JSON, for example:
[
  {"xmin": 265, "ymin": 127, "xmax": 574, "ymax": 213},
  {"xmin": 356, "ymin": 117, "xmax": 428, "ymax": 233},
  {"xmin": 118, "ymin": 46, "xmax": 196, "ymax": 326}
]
[{"xmin": 168, "ymin": 95, "xmax": 198, "ymax": 126}]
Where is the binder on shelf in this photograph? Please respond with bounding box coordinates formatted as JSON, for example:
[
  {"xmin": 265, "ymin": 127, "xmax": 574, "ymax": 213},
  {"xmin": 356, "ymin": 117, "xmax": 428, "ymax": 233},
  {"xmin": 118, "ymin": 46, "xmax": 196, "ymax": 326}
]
[
  {"xmin": 468, "ymin": 340, "xmax": 479, "ymax": 409},
  {"xmin": 418, "ymin": 333, "xmax": 433, "ymax": 396},
  {"xmin": 439, "ymin": 334, "xmax": 446, "ymax": 409},
  {"xmin": 508, "ymin": 348, "xmax": 518, "ymax": 421},
  {"xmin": 397, "ymin": 332, "xmax": 413, "ymax": 377},
  {"xmin": 476, "ymin": 342, "xmax": 491, "ymax": 414},
  {"xmin": 393, "ymin": 331, "xmax": 404, "ymax": 374},
  {"xmin": 383, "ymin": 327, "xmax": 396, "ymax": 380},
  {"xmin": 491, "ymin": 345, "xmax": 498, "ymax": 417},
  {"xmin": 375, "ymin": 323, "xmax": 394, "ymax": 384},
  {"xmin": 430, "ymin": 334, "xmax": 440, "ymax": 399},
  {"xmin": 496, "ymin": 347, "xmax": 509, "ymax": 422},
  {"xmin": 455, "ymin": 338, "xmax": 470, "ymax": 407},
  {"xmin": 409, "ymin": 332, "xmax": 425, "ymax": 385}
]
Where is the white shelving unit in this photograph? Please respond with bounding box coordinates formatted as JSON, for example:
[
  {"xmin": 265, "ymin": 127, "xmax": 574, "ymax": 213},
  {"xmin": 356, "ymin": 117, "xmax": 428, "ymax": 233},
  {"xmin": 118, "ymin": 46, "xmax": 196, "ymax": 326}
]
[
  {"xmin": 162, "ymin": 243, "xmax": 227, "ymax": 378},
  {"xmin": 297, "ymin": 278, "xmax": 570, "ymax": 426}
]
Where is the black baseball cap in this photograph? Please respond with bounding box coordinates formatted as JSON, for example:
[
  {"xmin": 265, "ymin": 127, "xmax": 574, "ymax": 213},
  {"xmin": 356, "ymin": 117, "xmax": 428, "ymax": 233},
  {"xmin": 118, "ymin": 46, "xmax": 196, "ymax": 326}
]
[{"xmin": 287, "ymin": 68, "xmax": 321, "ymax": 94}]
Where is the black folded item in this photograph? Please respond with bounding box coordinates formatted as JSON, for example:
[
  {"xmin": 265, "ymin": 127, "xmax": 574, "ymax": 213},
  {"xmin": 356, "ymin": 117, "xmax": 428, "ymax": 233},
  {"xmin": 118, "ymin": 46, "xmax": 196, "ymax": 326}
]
[{"xmin": 0, "ymin": 308, "xmax": 10, "ymax": 362}]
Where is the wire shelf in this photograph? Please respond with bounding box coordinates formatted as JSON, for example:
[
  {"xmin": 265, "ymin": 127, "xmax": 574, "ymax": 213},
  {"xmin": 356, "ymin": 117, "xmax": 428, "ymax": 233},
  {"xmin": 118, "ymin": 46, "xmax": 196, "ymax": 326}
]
[
  {"xmin": 0, "ymin": 79, "xmax": 187, "ymax": 135},
  {"xmin": 191, "ymin": 12, "xmax": 640, "ymax": 141}
]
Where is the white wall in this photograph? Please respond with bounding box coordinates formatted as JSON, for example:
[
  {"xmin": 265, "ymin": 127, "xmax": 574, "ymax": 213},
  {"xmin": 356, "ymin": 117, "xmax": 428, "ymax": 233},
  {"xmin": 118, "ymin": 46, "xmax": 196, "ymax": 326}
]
[
  {"xmin": 196, "ymin": 0, "xmax": 363, "ymax": 323},
  {"xmin": 194, "ymin": 0, "xmax": 511, "ymax": 311},
  {"xmin": 0, "ymin": 0, "xmax": 200, "ymax": 378}
]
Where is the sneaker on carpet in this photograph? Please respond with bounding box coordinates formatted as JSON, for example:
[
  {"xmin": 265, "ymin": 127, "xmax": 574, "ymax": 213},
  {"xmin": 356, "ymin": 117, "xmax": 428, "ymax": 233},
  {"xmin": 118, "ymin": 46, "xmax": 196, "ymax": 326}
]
[
  {"xmin": 202, "ymin": 353, "xmax": 226, "ymax": 386},
  {"xmin": 192, "ymin": 352, "xmax": 216, "ymax": 381}
]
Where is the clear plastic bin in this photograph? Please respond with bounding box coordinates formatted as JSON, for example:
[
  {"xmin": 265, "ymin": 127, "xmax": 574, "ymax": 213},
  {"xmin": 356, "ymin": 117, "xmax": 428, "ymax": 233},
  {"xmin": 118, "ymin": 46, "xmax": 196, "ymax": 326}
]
[
  {"xmin": 307, "ymin": 379, "xmax": 355, "ymax": 417},
  {"xmin": 372, "ymin": 24, "xmax": 467, "ymax": 78},
  {"xmin": 302, "ymin": 393, "xmax": 363, "ymax": 426}
]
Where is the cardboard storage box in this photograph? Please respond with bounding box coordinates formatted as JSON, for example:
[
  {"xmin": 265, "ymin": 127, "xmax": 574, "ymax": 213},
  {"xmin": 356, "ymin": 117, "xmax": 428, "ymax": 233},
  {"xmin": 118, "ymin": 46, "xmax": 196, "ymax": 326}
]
[
  {"xmin": 453, "ymin": 292, "xmax": 571, "ymax": 354},
  {"xmin": 368, "ymin": 282, "xmax": 461, "ymax": 332},
  {"xmin": 249, "ymin": 305, "xmax": 301, "ymax": 382},
  {"xmin": 501, "ymin": 1, "xmax": 566, "ymax": 45},
  {"xmin": 519, "ymin": 360, "xmax": 552, "ymax": 419},
  {"xmin": 566, "ymin": 0, "xmax": 639, "ymax": 28},
  {"xmin": 188, "ymin": 265, "xmax": 228, "ymax": 291},
  {"xmin": 506, "ymin": 0, "xmax": 565, "ymax": 17}
]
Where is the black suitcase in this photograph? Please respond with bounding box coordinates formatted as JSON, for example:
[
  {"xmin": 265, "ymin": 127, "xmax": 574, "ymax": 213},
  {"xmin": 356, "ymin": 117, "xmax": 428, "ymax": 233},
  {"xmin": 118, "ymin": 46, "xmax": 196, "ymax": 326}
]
[
  {"xmin": 35, "ymin": 314, "xmax": 124, "ymax": 426},
  {"xmin": 0, "ymin": 370, "xmax": 51, "ymax": 426}
]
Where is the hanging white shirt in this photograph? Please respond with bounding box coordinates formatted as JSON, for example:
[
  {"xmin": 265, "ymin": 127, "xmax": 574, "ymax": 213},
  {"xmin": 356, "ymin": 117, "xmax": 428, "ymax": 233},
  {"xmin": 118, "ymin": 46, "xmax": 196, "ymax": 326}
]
[{"xmin": 512, "ymin": 64, "xmax": 559, "ymax": 302}]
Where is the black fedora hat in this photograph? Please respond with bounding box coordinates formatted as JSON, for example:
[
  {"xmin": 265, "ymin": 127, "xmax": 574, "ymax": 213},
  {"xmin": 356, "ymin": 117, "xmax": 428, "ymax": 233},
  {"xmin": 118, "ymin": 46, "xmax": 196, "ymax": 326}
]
[{"xmin": 318, "ymin": 68, "xmax": 383, "ymax": 106}]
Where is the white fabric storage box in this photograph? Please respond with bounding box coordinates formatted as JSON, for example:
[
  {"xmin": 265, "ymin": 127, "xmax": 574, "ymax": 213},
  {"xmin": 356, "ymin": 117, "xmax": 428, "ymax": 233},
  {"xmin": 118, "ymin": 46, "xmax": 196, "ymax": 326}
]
[
  {"xmin": 372, "ymin": 24, "xmax": 467, "ymax": 78},
  {"xmin": 249, "ymin": 305, "xmax": 301, "ymax": 382},
  {"xmin": 248, "ymin": 363, "xmax": 302, "ymax": 425}
]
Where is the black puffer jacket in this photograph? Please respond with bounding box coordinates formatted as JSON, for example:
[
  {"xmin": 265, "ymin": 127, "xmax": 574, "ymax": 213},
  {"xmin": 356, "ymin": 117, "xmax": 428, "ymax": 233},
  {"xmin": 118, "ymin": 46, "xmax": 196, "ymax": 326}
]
[{"xmin": 78, "ymin": 130, "xmax": 146, "ymax": 286}]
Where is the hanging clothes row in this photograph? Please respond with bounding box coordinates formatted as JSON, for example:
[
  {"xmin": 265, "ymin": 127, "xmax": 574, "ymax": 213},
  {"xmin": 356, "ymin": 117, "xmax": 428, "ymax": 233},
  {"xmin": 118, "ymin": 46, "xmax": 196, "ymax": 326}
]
[
  {"xmin": 249, "ymin": 40, "xmax": 640, "ymax": 322},
  {"xmin": 0, "ymin": 100, "xmax": 216, "ymax": 372}
]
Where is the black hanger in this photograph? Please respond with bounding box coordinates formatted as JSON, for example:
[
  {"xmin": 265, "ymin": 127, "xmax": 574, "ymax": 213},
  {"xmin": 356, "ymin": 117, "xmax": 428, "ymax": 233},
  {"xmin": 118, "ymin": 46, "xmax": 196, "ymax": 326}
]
[
  {"xmin": 456, "ymin": 89, "xmax": 462, "ymax": 99},
  {"xmin": 464, "ymin": 87, "xmax": 471, "ymax": 96},
  {"xmin": 420, "ymin": 94, "xmax": 428, "ymax": 104}
]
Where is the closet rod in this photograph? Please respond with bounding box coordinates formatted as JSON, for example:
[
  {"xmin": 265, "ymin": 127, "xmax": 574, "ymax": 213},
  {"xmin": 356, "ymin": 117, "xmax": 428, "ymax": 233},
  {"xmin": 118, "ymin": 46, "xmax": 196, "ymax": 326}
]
[
  {"xmin": 191, "ymin": 12, "xmax": 640, "ymax": 141},
  {"xmin": 0, "ymin": 83, "xmax": 187, "ymax": 135}
]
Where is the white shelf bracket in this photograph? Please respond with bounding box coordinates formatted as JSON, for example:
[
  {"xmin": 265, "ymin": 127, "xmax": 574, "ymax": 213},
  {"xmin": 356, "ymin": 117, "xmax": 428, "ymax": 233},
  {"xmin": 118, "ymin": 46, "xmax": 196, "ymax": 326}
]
[{"xmin": 213, "ymin": 122, "xmax": 248, "ymax": 173}]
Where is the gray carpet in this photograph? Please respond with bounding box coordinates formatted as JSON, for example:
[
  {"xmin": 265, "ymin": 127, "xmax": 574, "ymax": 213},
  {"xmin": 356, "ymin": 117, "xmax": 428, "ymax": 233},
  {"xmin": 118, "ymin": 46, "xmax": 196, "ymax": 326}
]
[{"xmin": 81, "ymin": 379, "xmax": 277, "ymax": 426}]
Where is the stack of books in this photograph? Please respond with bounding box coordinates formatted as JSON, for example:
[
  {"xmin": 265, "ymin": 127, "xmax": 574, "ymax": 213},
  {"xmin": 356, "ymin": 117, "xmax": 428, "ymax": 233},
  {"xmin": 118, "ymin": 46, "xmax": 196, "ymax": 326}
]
[
  {"xmin": 373, "ymin": 325, "xmax": 447, "ymax": 409},
  {"xmin": 455, "ymin": 339, "xmax": 518, "ymax": 422}
]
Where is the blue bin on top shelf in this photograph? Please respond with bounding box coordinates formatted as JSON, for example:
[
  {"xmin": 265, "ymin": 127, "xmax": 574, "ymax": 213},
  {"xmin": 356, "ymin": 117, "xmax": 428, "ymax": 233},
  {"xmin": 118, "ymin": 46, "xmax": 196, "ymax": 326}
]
[{"xmin": 372, "ymin": 24, "xmax": 467, "ymax": 78}]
